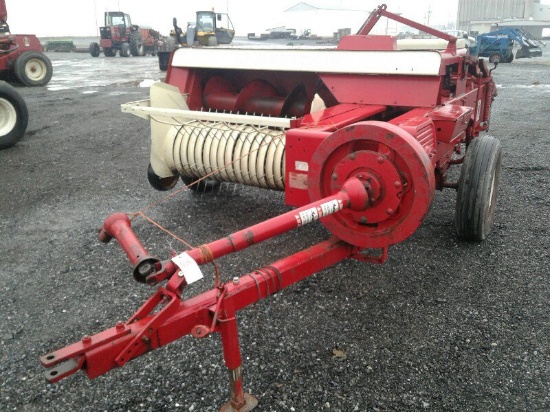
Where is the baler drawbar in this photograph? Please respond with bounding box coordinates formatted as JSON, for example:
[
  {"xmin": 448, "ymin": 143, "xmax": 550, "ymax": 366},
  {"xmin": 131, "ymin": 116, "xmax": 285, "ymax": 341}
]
[{"xmin": 41, "ymin": 5, "xmax": 501, "ymax": 411}]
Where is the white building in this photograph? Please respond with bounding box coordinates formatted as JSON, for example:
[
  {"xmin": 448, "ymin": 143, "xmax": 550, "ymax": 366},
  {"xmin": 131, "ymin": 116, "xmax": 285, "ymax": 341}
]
[{"xmin": 457, "ymin": 0, "xmax": 550, "ymax": 38}]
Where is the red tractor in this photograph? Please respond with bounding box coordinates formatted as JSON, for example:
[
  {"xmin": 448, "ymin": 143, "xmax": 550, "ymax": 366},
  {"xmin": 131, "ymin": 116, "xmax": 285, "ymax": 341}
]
[
  {"xmin": 90, "ymin": 11, "xmax": 162, "ymax": 58},
  {"xmin": 0, "ymin": 0, "xmax": 53, "ymax": 86}
]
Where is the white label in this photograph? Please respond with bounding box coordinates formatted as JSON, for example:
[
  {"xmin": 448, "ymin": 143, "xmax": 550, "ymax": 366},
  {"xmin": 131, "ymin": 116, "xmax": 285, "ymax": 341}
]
[
  {"xmin": 172, "ymin": 252, "xmax": 203, "ymax": 284},
  {"xmin": 320, "ymin": 200, "xmax": 342, "ymax": 216},
  {"xmin": 295, "ymin": 200, "xmax": 343, "ymax": 227},
  {"xmin": 295, "ymin": 161, "xmax": 309, "ymax": 172},
  {"xmin": 288, "ymin": 172, "xmax": 308, "ymax": 190},
  {"xmin": 298, "ymin": 207, "xmax": 319, "ymax": 226},
  {"xmin": 476, "ymin": 99, "xmax": 481, "ymax": 122}
]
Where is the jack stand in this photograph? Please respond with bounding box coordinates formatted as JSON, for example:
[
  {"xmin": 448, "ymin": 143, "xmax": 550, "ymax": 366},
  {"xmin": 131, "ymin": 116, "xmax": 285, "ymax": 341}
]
[{"xmin": 219, "ymin": 295, "xmax": 258, "ymax": 411}]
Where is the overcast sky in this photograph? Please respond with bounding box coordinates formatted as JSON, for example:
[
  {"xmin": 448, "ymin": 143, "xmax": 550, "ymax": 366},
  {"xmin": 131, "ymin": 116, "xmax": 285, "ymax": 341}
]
[{"xmin": 6, "ymin": 0, "xmax": 463, "ymax": 37}]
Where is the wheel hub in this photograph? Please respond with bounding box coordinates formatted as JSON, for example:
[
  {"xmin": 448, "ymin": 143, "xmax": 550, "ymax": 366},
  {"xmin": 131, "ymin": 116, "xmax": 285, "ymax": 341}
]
[
  {"xmin": 331, "ymin": 150, "xmax": 403, "ymax": 224},
  {"xmin": 0, "ymin": 97, "xmax": 17, "ymax": 136},
  {"xmin": 26, "ymin": 59, "xmax": 46, "ymax": 81}
]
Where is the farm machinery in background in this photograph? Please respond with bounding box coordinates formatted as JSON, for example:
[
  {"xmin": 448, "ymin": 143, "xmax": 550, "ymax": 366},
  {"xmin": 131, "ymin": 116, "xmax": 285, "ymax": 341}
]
[
  {"xmin": 158, "ymin": 11, "xmax": 235, "ymax": 71},
  {"xmin": 0, "ymin": 0, "xmax": 52, "ymax": 86},
  {"xmin": 176, "ymin": 10, "xmax": 235, "ymax": 47},
  {"xmin": 470, "ymin": 27, "xmax": 543, "ymax": 63},
  {"xmin": 42, "ymin": 4, "xmax": 502, "ymax": 411},
  {"xmin": 89, "ymin": 11, "xmax": 163, "ymax": 58}
]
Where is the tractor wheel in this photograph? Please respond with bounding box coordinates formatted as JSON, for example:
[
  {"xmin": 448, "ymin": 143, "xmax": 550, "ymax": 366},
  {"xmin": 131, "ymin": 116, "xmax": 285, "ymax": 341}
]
[
  {"xmin": 129, "ymin": 31, "xmax": 145, "ymax": 56},
  {"xmin": 104, "ymin": 48, "xmax": 116, "ymax": 57},
  {"xmin": 164, "ymin": 36, "xmax": 177, "ymax": 52},
  {"xmin": 505, "ymin": 54, "xmax": 514, "ymax": 63},
  {"xmin": 0, "ymin": 81, "xmax": 28, "ymax": 150},
  {"xmin": 89, "ymin": 42, "xmax": 100, "ymax": 57},
  {"xmin": 147, "ymin": 163, "xmax": 178, "ymax": 191},
  {"xmin": 206, "ymin": 35, "xmax": 218, "ymax": 47},
  {"xmin": 515, "ymin": 48, "xmax": 529, "ymax": 59},
  {"xmin": 180, "ymin": 174, "xmax": 220, "ymax": 192},
  {"xmin": 120, "ymin": 43, "xmax": 130, "ymax": 57},
  {"xmin": 14, "ymin": 52, "xmax": 53, "ymax": 87},
  {"xmin": 489, "ymin": 53, "xmax": 501, "ymax": 63},
  {"xmin": 455, "ymin": 135, "xmax": 502, "ymax": 241}
]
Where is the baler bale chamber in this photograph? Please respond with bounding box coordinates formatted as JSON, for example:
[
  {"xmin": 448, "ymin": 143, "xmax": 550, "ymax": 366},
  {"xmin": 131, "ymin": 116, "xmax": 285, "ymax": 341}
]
[{"xmin": 41, "ymin": 5, "xmax": 501, "ymax": 411}]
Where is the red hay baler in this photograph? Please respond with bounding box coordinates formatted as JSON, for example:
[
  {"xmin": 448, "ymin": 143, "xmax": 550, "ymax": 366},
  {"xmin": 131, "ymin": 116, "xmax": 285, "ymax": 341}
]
[{"xmin": 41, "ymin": 5, "xmax": 501, "ymax": 411}]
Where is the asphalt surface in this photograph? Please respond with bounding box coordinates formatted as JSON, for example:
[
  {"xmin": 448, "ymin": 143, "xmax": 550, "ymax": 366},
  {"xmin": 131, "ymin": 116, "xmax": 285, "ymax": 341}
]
[{"xmin": 0, "ymin": 51, "xmax": 548, "ymax": 412}]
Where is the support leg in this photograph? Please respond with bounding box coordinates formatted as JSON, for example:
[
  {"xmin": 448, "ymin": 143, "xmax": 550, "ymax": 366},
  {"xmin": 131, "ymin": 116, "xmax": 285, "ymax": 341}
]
[{"xmin": 219, "ymin": 302, "xmax": 258, "ymax": 412}]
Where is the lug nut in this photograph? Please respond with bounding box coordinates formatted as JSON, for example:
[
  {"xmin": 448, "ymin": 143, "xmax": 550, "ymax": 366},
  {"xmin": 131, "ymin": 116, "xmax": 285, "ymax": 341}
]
[{"xmin": 233, "ymin": 277, "xmax": 240, "ymax": 285}]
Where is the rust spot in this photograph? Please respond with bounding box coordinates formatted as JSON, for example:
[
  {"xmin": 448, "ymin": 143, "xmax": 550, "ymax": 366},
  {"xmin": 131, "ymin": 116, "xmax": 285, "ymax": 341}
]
[
  {"xmin": 244, "ymin": 230, "xmax": 255, "ymax": 246},
  {"xmin": 385, "ymin": 132, "xmax": 395, "ymax": 139}
]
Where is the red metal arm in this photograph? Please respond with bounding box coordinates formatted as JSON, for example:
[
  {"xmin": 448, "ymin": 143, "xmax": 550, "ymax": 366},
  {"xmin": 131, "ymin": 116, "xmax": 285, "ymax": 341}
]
[
  {"xmin": 357, "ymin": 4, "xmax": 457, "ymax": 52},
  {"xmin": 41, "ymin": 178, "xmax": 369, "ymax": 410},
  {"xmin": 98, "ymin": 177, "xmax": 369, "ymax": 288},
  {"xmin": 40, "ymin": 237, "xmax": 359, "ymax": 379}
]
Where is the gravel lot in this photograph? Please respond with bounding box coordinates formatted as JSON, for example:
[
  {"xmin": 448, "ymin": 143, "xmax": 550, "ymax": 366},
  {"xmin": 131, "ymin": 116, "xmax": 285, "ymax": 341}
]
[{"xmin": 0, "ymin": 51, "xmax": 548, "ymax": 412}]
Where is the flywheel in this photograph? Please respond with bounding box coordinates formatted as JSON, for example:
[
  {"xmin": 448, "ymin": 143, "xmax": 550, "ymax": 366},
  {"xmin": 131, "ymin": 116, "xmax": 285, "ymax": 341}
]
[{"xmin": 308, "ymin": 121, "xmax": 435, "ymax": 248}]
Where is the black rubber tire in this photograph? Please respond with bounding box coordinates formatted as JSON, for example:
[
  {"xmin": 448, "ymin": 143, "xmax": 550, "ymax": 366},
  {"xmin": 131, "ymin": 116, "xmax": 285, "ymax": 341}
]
[
  {"xmin": 147, "ymin": 163, "xmax": 178, "ymax": 191},
  {"xmin": 181, "ymin": 174, "xmax": 221, "ymax": 192},
  {"xmin": 0, "ymin": 81, "xmax": 29, "ymax": 149},
  {"xmin": 455, "ymin": 135, "xmax": 502, "ymax": 241},
  {"xmin": 206, "ymin": 35, "xmax": 218, "ymax": 47},
  {"xmin": 89, "ymin": 42, "xmax": 100, "ymax": 57},
  {"xmin": 13, "ymin": 52, "xmax": 53, "ymax": 87},
  {"xmin": 129, "ymin": 31, "xmax": 144, "ymax": 56},
  {"xmin": 158, "ymin": 51, "xmax": 171, "ymax": 71},
  {"xmin": 104, "ymin": 48, "xmax": 116, "ymax": 57},
  {"xmin": 505, "ymin": 54, "xmax": 514, "ymax": 63},
  {"xmin": 164, "ymin": 36, "xmax": 177, "ymax": 52},
  {"xmin": 120, "ymin": 42, "xmax": 130, "ymax": 57}
]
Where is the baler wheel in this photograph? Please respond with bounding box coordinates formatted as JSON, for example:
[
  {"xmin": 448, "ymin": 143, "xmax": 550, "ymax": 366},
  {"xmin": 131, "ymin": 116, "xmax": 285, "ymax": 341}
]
[
  {"xmin": 14, "ymin": 52, "xmax": 53, "ymax": 87},
  {"xmin": 0, "ymin": 81, "xmax": 28, "ymax": 149},
  {"xmin": 120, "ymin": 43, "xmax": 131, "ymax": 58},
  {"xmin": 455, "ymin": 135, "xmax": 502, "ymax": 241},
  {"xmin": 147, "ymin": 163, "xmax": 178, "ymax": 191},
  {"xmin": 180, "ymin": 174, "xmax": 221, "ymax": 192},
  {"xmin": 89, "ymin": 42, "xmax": 100, "ymax": 57}
]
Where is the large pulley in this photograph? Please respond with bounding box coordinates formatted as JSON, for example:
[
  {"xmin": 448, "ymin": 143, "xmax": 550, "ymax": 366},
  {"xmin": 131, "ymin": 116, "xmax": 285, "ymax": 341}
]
[{"xmin": 308, "ymin": 121, "xmax": 435, "ymax": 248}]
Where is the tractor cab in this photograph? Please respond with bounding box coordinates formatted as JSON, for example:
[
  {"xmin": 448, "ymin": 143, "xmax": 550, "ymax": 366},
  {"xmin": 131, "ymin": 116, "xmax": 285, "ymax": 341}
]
[
  {"xmin": 102, "ymin": 11, "xmax": 131, "ymax": 41},
  {"xmin": 195, "ymin": 11, "xmax": 235, "ymax": 45}
]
